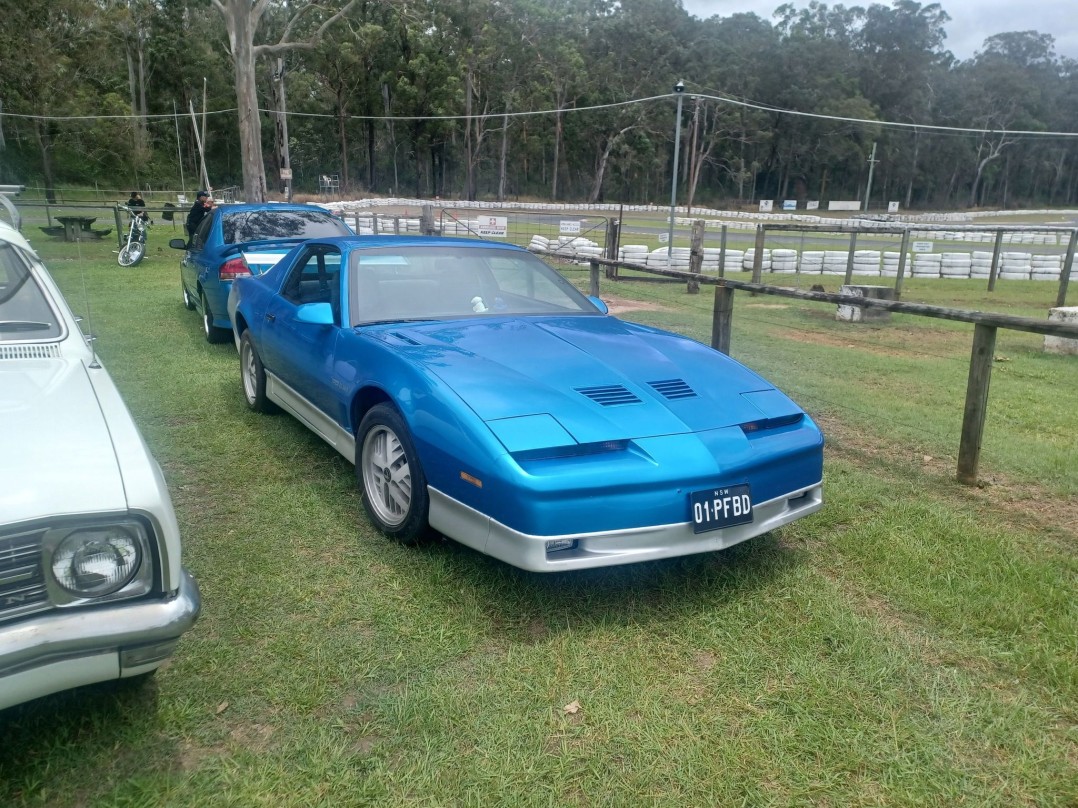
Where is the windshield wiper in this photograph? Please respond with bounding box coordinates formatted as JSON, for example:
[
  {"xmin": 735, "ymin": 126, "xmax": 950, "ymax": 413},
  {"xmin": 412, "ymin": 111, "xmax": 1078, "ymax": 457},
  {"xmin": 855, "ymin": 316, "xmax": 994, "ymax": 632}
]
[
  {"xmin": 356, "ymin": 318, "xmax": 438, "ymax": 327},
  {"xmin": 0, "ymin": 320, "xmax": 53, "ymax": 332}
]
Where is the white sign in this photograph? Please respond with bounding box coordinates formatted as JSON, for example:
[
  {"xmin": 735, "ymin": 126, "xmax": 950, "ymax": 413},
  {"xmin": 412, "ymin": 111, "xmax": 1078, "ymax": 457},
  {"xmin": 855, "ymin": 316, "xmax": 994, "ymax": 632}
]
[
  {"xmin": 828, "ymin": 200, "xmax": 861, "ymax": 211},
  {"xmin": 782, "ymin": 200, "xmax": 797, "ymax": 210},
  {"xmin": 912, "ymin": 241, "xmax": 934, "ymax": 253},
  {"xmin": 280, "ymin": 168, "xmax": 293, "ymax": 180},
  {"xmin": 758, "ymin": 200, "xmax": 773, "ymax": 212},
  {"xmin": 806, "ymin": 200, "xmax": 819, "ymax": 210},
  {"xmin": 887, "ymin": 201, "xmax": 899, "ymax": 213},
  {"xmin": 657, "ymin": 231, "xmax": 669, "ymax": 243},
  {"xmin": 477, "ymin": 216, "xmax": 507, "ymax": 238},
  {"xmin": 559, "ymin": 220, "xmax": 581, "ymax": 235}
]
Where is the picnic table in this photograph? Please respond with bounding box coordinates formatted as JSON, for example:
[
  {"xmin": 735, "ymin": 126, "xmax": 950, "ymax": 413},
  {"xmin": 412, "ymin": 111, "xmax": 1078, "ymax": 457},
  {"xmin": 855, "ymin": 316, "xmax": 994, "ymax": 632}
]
[{"xmin": 50, "ymin": 215, "xmax": 112, "ymax": 242}]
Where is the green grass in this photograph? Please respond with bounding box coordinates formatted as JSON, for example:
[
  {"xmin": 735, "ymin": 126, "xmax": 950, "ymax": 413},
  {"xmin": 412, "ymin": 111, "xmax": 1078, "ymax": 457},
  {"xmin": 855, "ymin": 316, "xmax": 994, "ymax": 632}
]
[{"xmin": 1, "ymin": 233, "xmax": 1075, "ymax": 807}]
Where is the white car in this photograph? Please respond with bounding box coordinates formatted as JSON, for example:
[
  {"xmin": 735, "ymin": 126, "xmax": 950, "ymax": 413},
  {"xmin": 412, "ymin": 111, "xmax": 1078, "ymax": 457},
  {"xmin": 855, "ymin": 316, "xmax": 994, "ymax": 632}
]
[{"xmin": 0, "ymin": 220, "xmax": 200, "ymax": 710}]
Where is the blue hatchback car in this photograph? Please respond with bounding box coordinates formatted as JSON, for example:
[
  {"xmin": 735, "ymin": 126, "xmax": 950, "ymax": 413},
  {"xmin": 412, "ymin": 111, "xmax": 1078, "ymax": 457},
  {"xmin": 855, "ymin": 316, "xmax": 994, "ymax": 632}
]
[
  {"xmin": 227, "ymin": 236, "xmax": 824, "ymax": 572},
  {"xmin": 170, "ymin": 203, "xmax": 352, "ymax": 343}
]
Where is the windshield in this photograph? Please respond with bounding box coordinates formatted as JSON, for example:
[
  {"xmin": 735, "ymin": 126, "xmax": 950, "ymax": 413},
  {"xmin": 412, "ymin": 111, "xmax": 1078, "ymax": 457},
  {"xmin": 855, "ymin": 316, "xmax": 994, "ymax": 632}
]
[
  {"xmin": 222, "ymin": 209, "xmax": 351, "ymax": 244},
  {"xmin": 0, "ymin": 243, "xmax": 62, "ymax": 341},
  {"xmin": 349, "ymin": 246, "xmax": 599, "ymax": 325}
]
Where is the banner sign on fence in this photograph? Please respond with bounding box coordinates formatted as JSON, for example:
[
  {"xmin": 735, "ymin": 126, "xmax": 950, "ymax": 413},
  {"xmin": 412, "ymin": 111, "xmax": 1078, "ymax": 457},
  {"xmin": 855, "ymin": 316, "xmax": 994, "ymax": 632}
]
[
  {"xmin": 912, "ymin": 241, "xmax": 934, "ymax": 253},
  {"xmin": 782, "ymin": 200, "xmax": 797, "ymax": 210},
  {"xmin": 559, "ymin": 220, "xmax": 581, "ymax": 235},
  {"xmin": 827, "ymin": 201, "xmax": 861, "ymax": 211},
  {"xmin": 477, "ymin": 216, "xmax": 507, "ymax": 237},
  {"xmin": 888, "ymin": 201, "xmax": 900, "ymax": 213},
  {"xmin": 658, "ymin": 231, "xmax": 669, "ymax": 243},
  {"xmin": 806, "ymin": 200, "xmax": 819, "ymax": 210},
  {"xmin": 759, "ymin": 200, "xmax": 773, "ymax": 212}
]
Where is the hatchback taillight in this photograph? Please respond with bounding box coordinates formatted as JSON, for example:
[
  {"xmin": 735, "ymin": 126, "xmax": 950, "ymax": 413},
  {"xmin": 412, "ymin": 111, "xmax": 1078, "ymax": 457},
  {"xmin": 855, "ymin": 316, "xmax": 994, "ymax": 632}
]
[{"xmin": 219, "ymin": 257, "xmax": 251, "ymax": 281}]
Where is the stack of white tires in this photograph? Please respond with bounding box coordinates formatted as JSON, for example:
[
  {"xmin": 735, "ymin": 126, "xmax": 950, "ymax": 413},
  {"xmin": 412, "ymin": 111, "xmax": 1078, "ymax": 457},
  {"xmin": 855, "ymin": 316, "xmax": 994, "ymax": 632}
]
[
  {"xmin": 999, "ymin": 252, "xmax": 1032, "ymax": 280},
  {"xmin": 911, "ymin": 253, "xmax": 943, "ymax": 278},
  {"xmin": 743, "ymin": 249, "xmax": 772, "ymax": 271},
  {"xmin": 881, "ymin": 251, "xmax": 903, "ymax": 277},
  {"xmin": 529, "ymin": 234, "xmax": 551, "ymax": 252},
  {"xmin": 719, "ymin": 249, "xmax": 744, "ymax": 271},
  {"xmin": 799, "ymin": 251, "xmax": 824, "ymax": 275},
  {"xmin": 852, "ymin": 250, "xmax": 881, "ymax": 276},
  {"xmin": 970, "ymin": 251, "xmax": 993, "ymax": 278},
  {"xmin": 822, "ymin": 251, "xmax": 848, "ymax": 275},
  {"xmin": 618, "ymin": 244, "xmax": 648, "ymax": 264},
  {"xmin": 940, "ymin": 252, "xmax": 972, "ymax": 278},
  {"xmin": 1031, "ymin": 254, "xmax": 1062, "ymax": 281},
  {"xmin": 771, "ymin": 249, "xmax": 798, "ymax": 273}
]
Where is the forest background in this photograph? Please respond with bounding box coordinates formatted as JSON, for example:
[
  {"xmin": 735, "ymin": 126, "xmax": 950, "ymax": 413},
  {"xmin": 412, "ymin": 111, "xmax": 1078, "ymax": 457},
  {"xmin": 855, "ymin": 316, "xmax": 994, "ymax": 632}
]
[{"xmin": 0, "ymin": 0, "xmax": 1076, "ymax": 211}]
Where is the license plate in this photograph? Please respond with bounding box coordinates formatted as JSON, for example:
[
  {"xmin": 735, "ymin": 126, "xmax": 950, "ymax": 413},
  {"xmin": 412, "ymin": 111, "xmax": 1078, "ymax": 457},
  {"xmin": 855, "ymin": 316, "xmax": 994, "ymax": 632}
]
[{"xmin": 690, "ymin": 485, "xmax": 753, "ymax": 533}]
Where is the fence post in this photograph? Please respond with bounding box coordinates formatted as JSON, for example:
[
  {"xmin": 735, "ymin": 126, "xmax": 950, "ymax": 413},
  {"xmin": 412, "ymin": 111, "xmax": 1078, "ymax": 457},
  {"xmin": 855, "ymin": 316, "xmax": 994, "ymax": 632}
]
[
  {"xmin": 606, "ymin": 218, "xmax": 620, "ymax": 278},
  {"xmin": 894, "ymin": 229, "xmax": 910, "ymax": 300},
  {"xmin": 589, "ymin": 260, "xmax": 601, "ymax": 297},
  {"xmin": 113, "ymin": 205, "xmax": 124, "ymax": 249},
  {"xmin": 844, "ymin": 231, "xmax": 858, "ymax": 285},
  {"xmin": 711, "ymin": 285, "xmax": 734, "ymax": 354},
  {"xmin": 957, "ymin": 323, "xmax": 997, "ymax": 485},
  {"xmin": 1056, "ymin": 229, "xmax": 1076, "ymax": 308},
  {"xmin": 751, "ymin": 225, "xmax": 765, "ymax": 285},
  {"xmin": 688, "ymin": 219, "xmax": 704, "ymax": 294},
  {"xmin": 987, "ymin": 229, "xmax": 1004, "ymax": 292},
  {"xmin": 718, "ymin": 224, "xmax": 728, "ymax": 278}
]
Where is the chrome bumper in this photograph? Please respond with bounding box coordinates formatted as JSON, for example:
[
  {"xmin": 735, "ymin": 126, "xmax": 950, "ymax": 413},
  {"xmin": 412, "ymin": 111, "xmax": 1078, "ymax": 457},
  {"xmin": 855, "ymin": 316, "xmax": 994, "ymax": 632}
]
[{"xmin": 0, "ymin": 569, "xmax": 201, "ymax": 708}]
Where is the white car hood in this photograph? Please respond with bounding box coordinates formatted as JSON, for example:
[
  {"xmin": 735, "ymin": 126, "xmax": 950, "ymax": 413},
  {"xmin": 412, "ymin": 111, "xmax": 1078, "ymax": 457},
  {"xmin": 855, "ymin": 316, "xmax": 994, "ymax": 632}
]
[{"xmin": 0, "ymin": 358, "xmax": 127, "ymax": 525}]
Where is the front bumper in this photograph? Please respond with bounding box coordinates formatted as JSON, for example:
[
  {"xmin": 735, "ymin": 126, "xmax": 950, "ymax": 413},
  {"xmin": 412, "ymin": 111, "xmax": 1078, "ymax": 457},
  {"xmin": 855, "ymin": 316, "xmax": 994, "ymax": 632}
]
[
  {"xmin": 429, "ymin": 482, "xmax": 823, "ymax": 572},
  {"xmin": 0, "ymin": 569, "xmax": 201, "ymax": 710}
]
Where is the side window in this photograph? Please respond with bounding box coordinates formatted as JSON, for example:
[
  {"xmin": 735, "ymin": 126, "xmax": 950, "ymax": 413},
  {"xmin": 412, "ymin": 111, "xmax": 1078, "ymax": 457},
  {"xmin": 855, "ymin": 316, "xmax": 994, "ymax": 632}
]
[
  {"xmin": 190, "ymin": 213, "xmax": 214, "ymax": 251},
  {"xmin": 281, "ymin": 247, "xmax": 342, "ymax": 323}
]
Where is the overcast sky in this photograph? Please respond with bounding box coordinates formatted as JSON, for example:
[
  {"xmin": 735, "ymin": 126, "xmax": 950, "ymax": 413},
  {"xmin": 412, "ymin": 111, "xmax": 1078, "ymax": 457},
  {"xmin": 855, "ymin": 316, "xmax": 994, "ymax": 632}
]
[{"xmin": 680, "ymin": 0, "xmax": 1076, "ymax": 61}]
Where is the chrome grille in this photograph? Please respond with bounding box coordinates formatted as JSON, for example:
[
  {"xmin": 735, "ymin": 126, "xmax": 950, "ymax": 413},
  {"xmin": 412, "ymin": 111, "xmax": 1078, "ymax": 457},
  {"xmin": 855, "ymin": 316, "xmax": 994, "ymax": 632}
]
[
  {"xmin": 0, "ymin": 531, "xmax": 48, "ymax": 620},
  {"xmin": 0, "ymin": 344, "xmax": 62, "ymax": 360}
]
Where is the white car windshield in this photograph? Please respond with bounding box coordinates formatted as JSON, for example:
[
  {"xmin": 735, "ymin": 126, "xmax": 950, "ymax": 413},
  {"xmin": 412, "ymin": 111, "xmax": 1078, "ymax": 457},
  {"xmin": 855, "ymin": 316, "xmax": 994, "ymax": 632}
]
[
  {"xmin": 348, "ymin": 246, "xmax": 599, "ymax": 325},
  {"xmin": 0, "ymin": 243, "xmax": 62, "ymax": 340}
]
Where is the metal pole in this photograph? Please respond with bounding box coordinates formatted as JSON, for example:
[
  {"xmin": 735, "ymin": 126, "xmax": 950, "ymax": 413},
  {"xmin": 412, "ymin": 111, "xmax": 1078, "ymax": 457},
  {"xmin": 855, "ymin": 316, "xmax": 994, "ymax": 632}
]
[
  {"xmin": 277, "ymin": 58, "xmax": 293, "ymax": 202},
  {"xmin": 173, "ymin": 100, "xmax": 185, "ymax": 194},
  {"xmin": 667, "ymin": 82, "xmax": 685, "ymax": 257}
]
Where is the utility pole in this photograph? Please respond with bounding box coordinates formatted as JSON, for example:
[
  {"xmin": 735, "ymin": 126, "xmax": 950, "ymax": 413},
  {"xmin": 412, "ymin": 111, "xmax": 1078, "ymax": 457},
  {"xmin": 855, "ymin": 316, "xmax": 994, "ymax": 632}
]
[
  {"xmin": 275, "ymin": 57, "xmax": 292, "ymax": 202},
  {"xmin": 667, "ymin": 80, "xmax": 685, "ymax": 257},
  {"xmin": 864, "ymin": 141, "xmax": 878, "ymax": 212}
]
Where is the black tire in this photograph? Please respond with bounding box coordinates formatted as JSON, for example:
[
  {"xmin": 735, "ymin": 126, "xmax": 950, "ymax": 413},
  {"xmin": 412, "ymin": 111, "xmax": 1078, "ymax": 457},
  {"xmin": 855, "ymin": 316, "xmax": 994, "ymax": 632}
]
[
  {"xmin": 117, "ymin": 240, "xmax": 145, "ymax": 267},
  {"xmin": 182, "ymin": 281, "xmax": 196, "ymax": 311},
  {"xmin": 201, "ymin": 292, "xmax": 230, "ymax": 344},
  {"xmin": 239, "ymin": 331, "xmax": 277, "ymax": 413},
  {"xmin": 357, "ymin": 403, "xmax": 431, "ymax": 545}
]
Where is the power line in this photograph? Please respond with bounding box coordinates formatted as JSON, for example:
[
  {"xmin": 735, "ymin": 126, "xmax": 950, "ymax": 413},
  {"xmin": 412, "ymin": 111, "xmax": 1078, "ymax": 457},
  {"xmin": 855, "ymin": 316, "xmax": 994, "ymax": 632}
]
[{"xmin": 3, "ymin": 90, "xmax": 1077, "ymax": 139}]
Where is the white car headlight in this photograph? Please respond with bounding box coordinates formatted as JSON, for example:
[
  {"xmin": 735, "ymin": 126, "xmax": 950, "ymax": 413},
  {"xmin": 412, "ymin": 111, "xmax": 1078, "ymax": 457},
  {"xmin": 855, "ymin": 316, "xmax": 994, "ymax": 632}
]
[{"xmin": 45, "ymin": 521, "xmax": 153, "ymax": 602}]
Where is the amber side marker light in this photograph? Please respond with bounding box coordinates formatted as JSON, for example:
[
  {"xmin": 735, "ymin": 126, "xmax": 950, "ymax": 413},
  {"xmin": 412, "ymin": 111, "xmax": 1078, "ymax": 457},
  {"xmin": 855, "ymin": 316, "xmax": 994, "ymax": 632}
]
[{"xmin": 460, "ymin": 471, "xmax": 483, "ymax": 488}]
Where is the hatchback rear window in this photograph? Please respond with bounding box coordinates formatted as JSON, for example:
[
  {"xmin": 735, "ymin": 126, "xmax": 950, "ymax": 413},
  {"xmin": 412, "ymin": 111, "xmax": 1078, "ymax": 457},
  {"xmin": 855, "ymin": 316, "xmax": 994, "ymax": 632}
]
[{"xmin": 222, "ymin": 210, "xmax": 351, "ymax": 244}]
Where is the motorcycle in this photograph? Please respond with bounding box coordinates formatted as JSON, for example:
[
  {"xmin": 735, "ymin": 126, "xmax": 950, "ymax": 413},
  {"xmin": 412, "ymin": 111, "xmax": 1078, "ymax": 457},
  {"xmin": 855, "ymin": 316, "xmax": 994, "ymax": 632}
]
[{"xmin": 117, "ymin": 205, "xmax": 149, "ymax": 266}]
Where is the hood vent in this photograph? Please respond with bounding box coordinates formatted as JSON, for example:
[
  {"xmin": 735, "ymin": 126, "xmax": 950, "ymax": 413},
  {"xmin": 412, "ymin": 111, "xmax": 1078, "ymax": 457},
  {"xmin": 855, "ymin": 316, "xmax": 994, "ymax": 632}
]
[
  {"xmin": 0, "ymin": 344, "xmax": 62, "ymax": 361},
  {"xmin": 649, "ymin": 378, "xmax": 697, "ymax": 400},
  {"xmin": 575, "ymin": 384, "xmax": 641, "ymax": 406}
]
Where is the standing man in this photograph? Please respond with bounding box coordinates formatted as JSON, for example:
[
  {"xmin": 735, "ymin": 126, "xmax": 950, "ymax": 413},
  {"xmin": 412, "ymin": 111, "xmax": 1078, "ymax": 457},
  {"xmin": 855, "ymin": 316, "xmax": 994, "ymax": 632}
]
[{"xmin": 186, "ymin": 190, "xmax": 215, "ymax": 237}]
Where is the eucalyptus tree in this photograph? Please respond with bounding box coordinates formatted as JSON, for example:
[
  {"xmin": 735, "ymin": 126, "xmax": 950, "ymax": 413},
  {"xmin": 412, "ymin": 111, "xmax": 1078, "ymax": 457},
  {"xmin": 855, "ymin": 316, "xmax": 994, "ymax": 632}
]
[{"xmin": 209, "ymin": 0, "xmax": 359, "ymax": 202}]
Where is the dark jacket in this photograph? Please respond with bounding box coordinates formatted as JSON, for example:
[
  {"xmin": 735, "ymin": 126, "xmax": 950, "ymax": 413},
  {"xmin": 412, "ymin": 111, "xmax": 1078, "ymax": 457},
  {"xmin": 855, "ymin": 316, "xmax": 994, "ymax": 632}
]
[{"xmin": 186, "ymin": 199, "xmax": 212, "ymax": 236}]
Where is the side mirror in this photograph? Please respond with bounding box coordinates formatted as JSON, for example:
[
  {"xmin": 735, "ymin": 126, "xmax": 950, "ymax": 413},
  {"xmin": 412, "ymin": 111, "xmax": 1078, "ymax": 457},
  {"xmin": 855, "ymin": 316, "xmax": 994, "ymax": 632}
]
[
  {"xmin": 587, "ymin": 295, "xmax": 609, "ymax": 315},
  {"xmin": 169, "ymin": 238, "xmax": 188, "ymax": 250},
  {"xmin": 295, "ymin": 302, "xmax": 335, "ymax": 326}
]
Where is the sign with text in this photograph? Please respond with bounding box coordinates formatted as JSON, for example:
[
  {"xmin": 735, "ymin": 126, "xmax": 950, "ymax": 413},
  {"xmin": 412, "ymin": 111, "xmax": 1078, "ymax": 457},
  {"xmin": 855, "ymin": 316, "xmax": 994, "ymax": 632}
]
[
  {"xmin": 806, "ymin": 200, "xmax": 819, "ymax": 210},
  {"xmin": 758, "ymin": 200, "xmax": 773, "ymax": 212},
  {"xmin": 559, "ymin": 220, "xmax": 581, "ymax": 235},
  {"xmin": 887, "ymin": 201, "xmax": 900, "ymax": 213},
  {"xmin": 912, "ymin": 241, "xmax": 934, "ymax": 253},
  {"xmin": 280, "ymin": 168, "xmax": 293, "ymax": 180},
  {"xmin": 782, "ymin": 200, "xmax": 797, "ymax": 210},
  {"xmin": 477, "ymin": 216, "xmax": 508, "ymax": 237},
  {"xmin": 658, "ymin": 231, "xmax": 669, "ymax": 243}
]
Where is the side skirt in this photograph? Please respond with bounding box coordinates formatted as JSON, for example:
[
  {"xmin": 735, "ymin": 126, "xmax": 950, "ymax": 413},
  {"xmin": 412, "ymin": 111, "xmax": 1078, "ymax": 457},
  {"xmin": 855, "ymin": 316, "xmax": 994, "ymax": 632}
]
[{"xmin": 266, "ymin": 372, "xmax": 356, "ymax": 464}]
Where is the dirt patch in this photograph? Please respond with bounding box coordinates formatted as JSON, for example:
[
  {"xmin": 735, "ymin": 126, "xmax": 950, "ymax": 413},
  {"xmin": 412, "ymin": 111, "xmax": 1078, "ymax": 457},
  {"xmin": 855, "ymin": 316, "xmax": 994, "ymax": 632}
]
[{"xmin": 599, "ymin": 294, "xmax": 670, "ymax": 315}]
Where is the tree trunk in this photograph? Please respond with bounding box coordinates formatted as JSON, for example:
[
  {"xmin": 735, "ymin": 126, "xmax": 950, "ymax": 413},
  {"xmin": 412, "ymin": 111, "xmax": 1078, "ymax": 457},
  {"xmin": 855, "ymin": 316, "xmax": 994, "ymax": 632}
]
[
  {"xmin": 337, "ymin": 98, "xmax": 349, "ymax": 191},
  {"xmin": 497, "ymin": 113, "xmax": 509, "ymax": 202},
  {"xmin": 34, "ymin": 120, "xmax": 56, "ymax": 204}
]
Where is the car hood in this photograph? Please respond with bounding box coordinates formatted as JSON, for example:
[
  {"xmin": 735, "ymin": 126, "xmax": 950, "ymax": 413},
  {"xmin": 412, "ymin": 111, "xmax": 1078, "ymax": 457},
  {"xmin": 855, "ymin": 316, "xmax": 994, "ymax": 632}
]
[
  {"xmin": 373, "ymin": 316, "xmax": 802, "ymax": 448},
  {"xmin": 0, "ymin": 358, "xmax": 127, "ymax": 525}
]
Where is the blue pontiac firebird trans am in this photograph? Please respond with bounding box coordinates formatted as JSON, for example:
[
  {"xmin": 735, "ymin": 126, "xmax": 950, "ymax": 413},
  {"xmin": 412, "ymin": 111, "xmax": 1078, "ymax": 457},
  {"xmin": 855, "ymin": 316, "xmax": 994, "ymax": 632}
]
[{"xmin": 227, "ymin": 236, "xmax": 823, "ymax": 572}]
